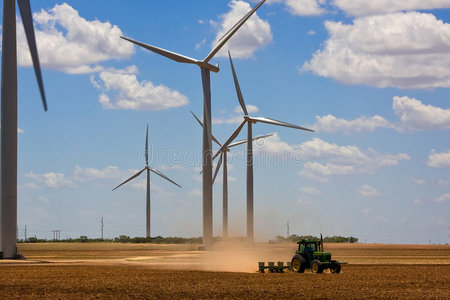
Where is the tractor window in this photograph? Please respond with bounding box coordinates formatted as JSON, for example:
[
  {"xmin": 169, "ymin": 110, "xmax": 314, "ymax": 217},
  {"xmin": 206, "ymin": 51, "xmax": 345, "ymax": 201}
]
[
  {"xmin": 299, "ymin": 244, "xmax": 305, "ymax": 252},
  {"xmin": 311, "ymin": 243, "xmax": 317, "ymax": 252}
]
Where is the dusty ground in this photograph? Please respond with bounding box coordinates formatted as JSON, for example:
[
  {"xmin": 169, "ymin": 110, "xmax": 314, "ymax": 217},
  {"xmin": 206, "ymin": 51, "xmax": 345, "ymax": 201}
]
[{"xmin": 0, "ymin": 243, "xmax": 449, "ymax": 299}]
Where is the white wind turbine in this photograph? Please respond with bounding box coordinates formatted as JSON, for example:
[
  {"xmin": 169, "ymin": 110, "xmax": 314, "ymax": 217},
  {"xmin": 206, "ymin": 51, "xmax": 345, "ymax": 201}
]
[
  {"xmin": 191, "ymin": 111, "xmax": 272, "ymax": 239},
  {"xmin": 1, "ymin": 0, "xmax": 48, "ymax": 258},
  {"xmin": 213, "ymin": 51, "xmax": 314, "ymax": 243},
  {"xmin": 112, "ymin": 125, "xmax": 181, "ymax": 238},
  {"xmin": 120, "ymin": 0, "xmax": 266, "ymax": 249}
]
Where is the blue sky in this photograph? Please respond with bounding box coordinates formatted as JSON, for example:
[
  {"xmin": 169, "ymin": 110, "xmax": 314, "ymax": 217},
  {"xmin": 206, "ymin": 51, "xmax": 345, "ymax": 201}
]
[{"xmin": 6, "ymin": 0, "xmax": 450, "ymax": 243}]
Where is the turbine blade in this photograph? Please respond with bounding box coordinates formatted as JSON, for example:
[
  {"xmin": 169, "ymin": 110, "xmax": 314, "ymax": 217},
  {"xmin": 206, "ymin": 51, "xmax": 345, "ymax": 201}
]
[
  {"xmin": 145, "ymin": 125, "xmax": 149, "ymax": 166},
  {"xmin": 213, "ymin": 120, "xmax": 246, "ymax": 160},
  {"xmin": 190, "ymin": 111, "xmax": 222, "ymax": 146},
  {"xmin": 228, "ymin": 51, "xmax": 248, "ymax": 116},
  {"xmin": 121, "ymin": 36, "xmax": 199, "ymax": 65},
  {"xmin": 18, "ymin": 0, "xmax": 47, "ymax": 111},
  {"xmin": 228, "ymin": 133, "xmax": 273, "ymax": 148},
  {"xmin": 204, "ymin": 0, "xmax": 266, "ymax": 63},
  {"xmin": 148, "ymin": 167, "xmax": 182, "ymax": 189},
  {"xmin": 112, "ymin": 167, "xmax": 146, "ymax": 191},
  {"xmin": 249, "ymin": 117, "xmax": 315, "ymax": 132},
  {"xmin": 212, "ymin": 152, "xmax": 223, "ymax": 184}
]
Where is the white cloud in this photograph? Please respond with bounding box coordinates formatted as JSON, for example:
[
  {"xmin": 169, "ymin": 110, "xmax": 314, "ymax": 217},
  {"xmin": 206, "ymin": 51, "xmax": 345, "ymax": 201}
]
[
  {"xmin": 17, "ymin": 3, "xmax": 134, "ymax": 74},
  {"xmin": 195, "ymin": 38, "xmax": 207, "ymax": 50},
  {"xmin": 285, "ymin": 0, "xmax": 327, "ymax": 16},
  {"xmin": 313, "ymin": 114, "xmax": 393, "ymax": 133},
  {"xmin": 25, "ymin": 172, "xmax": 76, "ymax": 189},
  {"xmin": 427, "ymin": 149, "xmax": 450, "ymax": 168},
  {"xmin": 300, "ymin": 186, "xmax": 321, "ymax": 194},
  {"xmin": 297, "ymin": 197, "xmax": 314, "ymax": 205},
  {"xmin": 37, "ymin": 196, "xmax": 50, "ymax": 204},
  {"xmin": 73, "ymin": 166, "xmax": 137, "ymax": 182},
  {"xmin": 413, "ymin": 198, "xmax": 423, "ymax": 205},
  {"xmin": 435, "ymin": 193, "xmax": 450, "ymax": 203},
  {"xmin": 234, "ymin": 104, "xmax": 259, "ymax": 114},
  {"xmin": 358, "ymin": 184, "xmax": 379, "ymax": 197},
  {"xmin": 211, "ymin": 0, "xmax": 272, "ymax": 58},
  {"xmin": 91, "ymin": 67, "xmax": 189, "ymax": 110},
  {"xmin": 307, "ymin": 30, "xmax": 316, "ymax": 35},
  {"xmin": 393, "ymin": 96, "xmax": 450, "ymax": 131},
  {"xmin": 410, "ymin": 178, "xmax": 426, "ymax": 185},
  {"xmin": 361, "ymin": 208, "xmax": 370, "ymax": 215},
  {"xmin": 303, "ymin": 12, "xmax": 450, "ymax": 89},
  {"xmin": 296, "ymin": 138, "xmax": 410, "ymax": 180},
  {"xmin": 311, "ymin": 96, "xmax": 449, "ymax": 133},
  {"xmin": 254, "ymin": 132, "xmax": 295, "ymax": 153},
  {"xmin": 437, "ymin": 179, "xmax": 450, "ymax": 187},
  {"xmin": 333, "ymin": 0, "xmax": 450, "ymax": 17},
  {"xmin": 214, "ymin": 105, "xmax": 259, "ymax": 124}
]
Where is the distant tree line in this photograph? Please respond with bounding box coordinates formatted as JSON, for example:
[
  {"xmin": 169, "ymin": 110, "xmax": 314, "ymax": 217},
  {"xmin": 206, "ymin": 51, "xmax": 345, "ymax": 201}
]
[
  {"xmin": 275, "ymin": 235, "xmax": 358, "ymax": 243},
  {"xmin": 17, "ymin": 235, "xmax": 246, "ymax": 244}
]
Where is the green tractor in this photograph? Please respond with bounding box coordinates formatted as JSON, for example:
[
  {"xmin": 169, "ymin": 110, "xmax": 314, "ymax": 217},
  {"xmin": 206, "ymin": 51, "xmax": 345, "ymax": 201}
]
[{"xmin": 291, "ymin": 235, "xmax": 344, "ymax": 273}]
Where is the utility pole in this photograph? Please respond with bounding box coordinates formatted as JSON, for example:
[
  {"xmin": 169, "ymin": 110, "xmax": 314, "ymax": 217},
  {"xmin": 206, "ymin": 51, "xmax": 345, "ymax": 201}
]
[
  {"xmin": 101, "ymin": 217, "xmax": 104, "ymax": 239},
  {"xmin": 24, "ymin": 225, "xmax": 27, "ymax": 242},
  {"xmin": 286, "ymin": 221, "xmax": 290, "ymax": 238}
]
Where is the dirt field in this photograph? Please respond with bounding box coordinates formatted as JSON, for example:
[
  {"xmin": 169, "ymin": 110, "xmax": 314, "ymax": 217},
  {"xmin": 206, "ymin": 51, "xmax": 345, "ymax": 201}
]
[{"xmin": 0, "ymin": 243, "xmax": 449, "ymax": 299}]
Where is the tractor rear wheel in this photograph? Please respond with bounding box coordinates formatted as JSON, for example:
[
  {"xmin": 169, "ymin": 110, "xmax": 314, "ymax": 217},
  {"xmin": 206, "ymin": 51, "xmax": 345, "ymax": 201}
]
[
  {"xmin": 330, "ymin": 263, "xmax": 341, "ymax": 274},
  {"xmin": 311, "ymin": 260, "xmax": 324, "ymax": 273},
  {"xmin": 291, "ymin": 255, "xmax": 306, "ymax": 273}
]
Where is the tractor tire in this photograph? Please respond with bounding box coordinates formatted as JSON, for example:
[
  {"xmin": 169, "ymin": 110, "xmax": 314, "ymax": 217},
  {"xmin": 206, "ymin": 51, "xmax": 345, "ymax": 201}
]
[
  {"xmin": 291, "ymin": 255, "xmax": 306, "ymax": 273},
  {"xmin": 330, "ymin": 263, "xmax": 341, "ymax": 274},
  {"xmin": 311, "ymin": 260, "xmax": 324, "ymax": 274}
]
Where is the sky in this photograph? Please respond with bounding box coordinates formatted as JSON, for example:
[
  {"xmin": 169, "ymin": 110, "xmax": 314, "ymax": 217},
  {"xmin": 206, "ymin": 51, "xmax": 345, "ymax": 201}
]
[{"xmin": 4, "ymin": 0, "xmax": 449, "ymax": 243}]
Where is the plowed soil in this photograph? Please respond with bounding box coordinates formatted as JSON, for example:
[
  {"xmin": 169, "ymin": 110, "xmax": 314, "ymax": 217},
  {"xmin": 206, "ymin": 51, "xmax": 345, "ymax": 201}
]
[{"xmin": 0, "ymin": 243, "xmax": 449, "ymax": 299}]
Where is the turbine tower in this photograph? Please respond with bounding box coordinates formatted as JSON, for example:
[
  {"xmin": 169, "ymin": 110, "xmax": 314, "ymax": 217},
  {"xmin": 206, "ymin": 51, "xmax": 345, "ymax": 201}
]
[
  {"xmin": 1, "ymin": 0, "xmax": 47, "ymax": 259},
  {"xmin": 191, "ymin": 111, "xmax": 271, "ymax": 239},
  {"xmin": 120, "ymin": 0, "xmax": 266, "ymax": 249},
  {"xmin": 112, "ymin": 125, "xmax": 181, "ymax": 238},
  {"xmin": 214, "ymin": 51, "xmax": 314, "ymax": 243}
]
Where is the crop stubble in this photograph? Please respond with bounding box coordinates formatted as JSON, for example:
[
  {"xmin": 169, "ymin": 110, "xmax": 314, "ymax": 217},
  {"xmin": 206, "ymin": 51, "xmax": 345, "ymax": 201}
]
[{"xmin": 0, "ymin": 243, "xmax": 449, "ymax": 299}]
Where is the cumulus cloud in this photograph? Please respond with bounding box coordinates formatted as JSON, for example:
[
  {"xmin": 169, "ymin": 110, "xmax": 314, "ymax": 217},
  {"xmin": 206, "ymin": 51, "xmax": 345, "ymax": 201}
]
[
  {"xmin": 313, "ymin": 114, "xmax": 393, "ymax": 133},
  {"xmin": 427, "ymin": 149, "xmax": 450, "ymax": 168},
  {"xmin": 393, "ymin": 96, "xmax": 450, "ymax": 131},
  {"xmin": 358, "ymin": 184, "xmax": 379, "ymax": 197},
  {"xmin": 410, "ymin": 178, "xmax": 426, "ymax": 185},
  {"xmin": 285, "ymin": 0, "xmax": 327, "ymax": 16},
  {"xmin": 214, "ymin": 105, "xmax": 259, "ymax": 124},
  {"xmin": 435, "ymin": 193, "xmax": 450, "ymax": 203},
  {"xmin": 297, "ymin": 138, "xmax": 410, "ymax": 180},
  {"xmin": 301, "ymin": 186, "xmax": 321, "ymax": 194},
  {"xmin": 303, "ymin": 12, "xmax": 450, "ymax": 89},
  {"xmin": 252, "ymin": 135, "xmax": 410, "ymax": 180},
  {"xmin": 311, "ymin": 96, "xmax": 449, "ymax": 133},
  {"xmin": 91, "ymin": 66, "xmax": 189, "ymax": 110},
  {"xmin": 211, "ymin": 0, "xmax": 272, "ymax": 58},
  {"xmin": 73, "ymin": 166, "xmax": 137, "ymax": 182},
  {"xmin": 17, "ymin": 3, "xmax": 134, "ymax": 74},
  {"xmin": 333, "ymin": 0, "xmax": 450, "ymax": 17},
  {"xmin": 25, "ymin": 172, "xmax": 76, "ymax": 189}
]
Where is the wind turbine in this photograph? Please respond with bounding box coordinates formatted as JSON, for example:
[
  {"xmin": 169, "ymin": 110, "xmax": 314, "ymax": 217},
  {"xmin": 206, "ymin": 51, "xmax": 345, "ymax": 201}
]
[
  {"xmin": 191, "ymin": 111, "xmax": 272, "ymax": 239},
  {"xmin": 120, "ymin": 0, "xmax": 266, "ymax": 249},
  {"xmin": 213, "ymin": 51, "xmax": 314, "ymax": 243},
  {"xmin": 112, "ymin": 125, "xmax": 181, "ymax": 238},
  {"xmin": 1, "ymin": 0, "xmax": 47, "ymax": 258}
]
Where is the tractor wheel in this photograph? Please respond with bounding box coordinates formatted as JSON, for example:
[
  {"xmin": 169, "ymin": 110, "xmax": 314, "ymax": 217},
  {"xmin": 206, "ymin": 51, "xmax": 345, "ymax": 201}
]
[
  {"xmin": 291, "ymin": 255, "xmax": 306, "ymax": 273},
  {"xmin": 330, "ymin": 263, "xmax": 341, "ymax": 274},
  {"xmin": 311, "ymin": 260, "xmax": 324, "ymax": 274}
]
